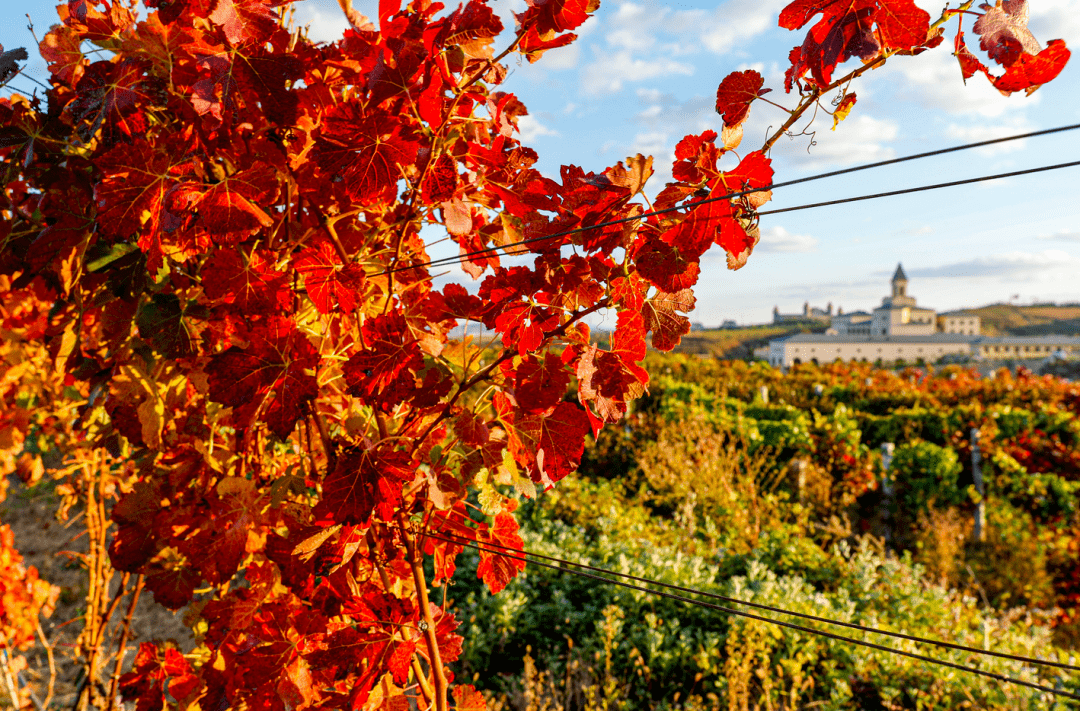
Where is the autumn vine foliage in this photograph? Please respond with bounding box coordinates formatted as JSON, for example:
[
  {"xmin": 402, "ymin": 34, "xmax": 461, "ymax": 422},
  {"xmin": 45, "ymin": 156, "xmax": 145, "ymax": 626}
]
[{"xmin": 0, "ymin": 0, "xmax": 1069, "ymax": 707}]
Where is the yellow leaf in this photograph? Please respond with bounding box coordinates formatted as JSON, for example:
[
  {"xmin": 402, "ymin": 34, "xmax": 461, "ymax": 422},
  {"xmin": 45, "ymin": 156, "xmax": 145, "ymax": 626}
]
[
  {"xmin": 137, "ymin": 396, "xmax": 165, "ymax": 449},
  {"xmin": 831, "ymin": 93, "xmax": 857, "ymax": 130}
]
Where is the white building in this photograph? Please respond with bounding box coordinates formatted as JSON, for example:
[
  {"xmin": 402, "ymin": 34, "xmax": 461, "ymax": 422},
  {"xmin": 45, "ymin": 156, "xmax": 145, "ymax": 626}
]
[
  {"xmin": 832, "ymin": 264, "xmax": 941, "ymax": 337},
  {"xmin": 766, "ymin": 264, "xmax": 1077, "ymax": 367}
]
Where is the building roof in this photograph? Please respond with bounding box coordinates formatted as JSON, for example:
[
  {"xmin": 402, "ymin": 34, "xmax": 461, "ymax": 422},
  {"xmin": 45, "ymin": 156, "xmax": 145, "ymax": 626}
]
[
  {"xmin": 975, "ymin": 335, "xmax": 1080, "ymax": 345},
  {"xmin": 892, "ymin": 263, "xmax": 908, "ymax": 282},
  {"xmin": 774, "ymin": 333, "xmax": 981, "ymax": 345},
  {"xmin": 836, "ymin": 310, "xmax": 872, "ymax": 317},
  {"xmin": 873, "ymin": 303, "xmax": 935, "ymax": 313}
]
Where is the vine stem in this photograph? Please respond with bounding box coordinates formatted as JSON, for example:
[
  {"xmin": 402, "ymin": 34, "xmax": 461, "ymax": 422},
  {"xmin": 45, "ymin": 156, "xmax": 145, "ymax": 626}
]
[
  {"xmin": 35, "ymin": 622, "xmax": 56, "ymax": 711},
  {"xmin": 761, "ymin": 54, "xmax": 889, "ymax": 154},
  {"xmin": 399, "ymin": 517, "xmax": 448, "ymax": 711},
  {"xmin": 106, "ymin": 575, "xmax": 144, "ymax": 710},
  {"xmin": 0, "ymin": 650, "xmax": 20, "ymax": 710}
]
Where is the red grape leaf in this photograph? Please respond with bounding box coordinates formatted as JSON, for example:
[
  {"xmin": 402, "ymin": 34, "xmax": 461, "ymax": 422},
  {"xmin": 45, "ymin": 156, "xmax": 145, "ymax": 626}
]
[
  {"xmin": 387, "ymin": 638, "xmax": 417, "ymax": 684},
  {"xmin": 452, "ymin": 685, "xmax": 488, "ymax": 711},
  {"xmin": 39, "ymin": 25, "xmax": 85, "ymax": 87},
  {"xmin": 611, "ymin": 309, "xmax": 647, "ymax": 363},
  {"xmin": 119, "ymin": 643, "xmax": 199, "ymax": 711},
  {"xmin": 475, "ymin": 510, "xmax": 525, "ymax": 594},
  {"xmin": 421, "ymin": 152, "xmax": 458, "ymax": 203},
  {"xmin": 295, "ymin": 240, "xmax": 366, "ymax": 314},
  {"xmin": 443, "ymin": 199, "xmax": 473, "ymax": 236},
  {"xmin": 66, "ymin": 59, "xmax": 157, "ymax": 146},
  {"xmin": 992, "ymin": 39, "xmax": 1070, "ymax": 95},
  {"xmin": 671, "ymin": 130, "xmax": 720, "ymax": 184},
  {"xmin": 575, "ymin": 346, "xmax": 648, "ymax": 432},
  {"xmin": 714, "ymin": 70, "xmax": 767, "ymax": 127},
  {"xmin": 635, "ymin": 237, "xmax": 701, "ymax": 293},
  {"xmin": 973, "ymin": 0, "xmax": 1041, "ymax": 67},
  {"xmin": 515, "ymin": 352, "xmax": 571, "ymax": 414},
  {"xmin": 642, "ymin": 289, "xmax": 696, "ymax": 351},
  {"xmin": 316, "ymin": 444, "xmax": 414, "ymax": 525},
  {"xmin": 95, "ymin": 139, "xmax": 181, "ymax": 244},
  {"xmin": 505, "ymin": 400, "xmax": 590, "ymax": 484},
  {"xmin": 955, "ymin": 30, "xmax": 990, "ymax": 81},
  {"xmin": 164, "ymin": 161, "xmax": 278, "ymax": 246},
  {"xmin": 428, "ymin": 0, "xmax": 504, "ymax": 59},
  {"xmin": 202, "ymin": 249, "xmax": 291, "ymax": 314},
  {"xmin": 516, "ymin": 27, "xmax": 578, "ymax": 64},
  {"xmin": 528, "ymin": 0, "xmax": 597, "ymax": 35},
  {"xmin": 205, "ymin": 318, "xmax": 319, "ymax": 438},
  {"xmin": 312, "ymin": 104, "xmax": 420, "ymax": 206},
  {"xmin": 780, "ymin": 0, "xmax": 929, "ymax": 87},
  {"xmin": 342, "ymin": 311, "xmax": 425, "ymax": 411},
  {"xmin": 494, "ymin": 302, "xmax": 559, "ymax": 356}
]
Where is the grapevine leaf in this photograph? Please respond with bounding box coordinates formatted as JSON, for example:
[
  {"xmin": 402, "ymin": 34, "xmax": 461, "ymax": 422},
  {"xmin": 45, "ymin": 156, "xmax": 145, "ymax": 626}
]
[
  {"xmin": 505, "ymin": 400, "xmax": 590, "ymax": 484},
  {"xmin": 780, "ymin": 0, "xmax": 930, "ymax": 88},
  {"xmin": 955, "ymin": 30, "xmax": 990, "ymax": 82},
  {"xmin": 342, "ymin": 312, "xmax": 425, "ymax": 411},
  {"xmin": 642, "ymin": 289, "xmax": 696, "ymax": 351},
  {"xmin": 202, "ymin": 249, "xmax": 292, "ymax": 314},
  {"xmin": 295, "ymin": 240, "xmax": 366, "ymax": 314},
  {"xmin": 66, "ymin": 59, "xmax": 159, "ymax": 146},
  {"xmin": 715, "ymin": 70, "xmax": 767, "ymax": 127},
  {"xmin": 311, "ymin": 104, "xmax": 421, "ymax": 205},
  {"xmin": 316, "ymin": 445, "xmax": 414, "ymax": 526},
  {"xmin": 992, "ymin": 39, "xmax": 1070, "ymax": 95},
  {"xmin": 832, "ymin": 93, "xmax": 857, "ymax": 129},
  {"xmin": 452, "ymin": 685, "xmax": 488, "ymax": 711},
  {"xmin": 475, "ymin": 510, "xmax": 525, "ymax": 594},
  {"xmin": 515, "ymin": 352, "xmax": 571, "ymax": 414},
  {"xmin": 973, "ymin": 0, "xmax": 1041, "ymax": 67},
  {"xmin": 205, "ymin": 318, "xmax": 319, "ymax": 438}
]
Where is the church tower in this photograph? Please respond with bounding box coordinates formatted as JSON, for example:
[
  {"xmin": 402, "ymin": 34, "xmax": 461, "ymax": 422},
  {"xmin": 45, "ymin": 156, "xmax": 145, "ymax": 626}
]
[{"xmin": 892, "ymin": 263, "xmax": 908, "ymax": 298}]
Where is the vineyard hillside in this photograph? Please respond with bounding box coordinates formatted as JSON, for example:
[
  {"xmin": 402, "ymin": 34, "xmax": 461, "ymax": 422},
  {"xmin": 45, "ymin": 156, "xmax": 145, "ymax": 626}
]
[{"xmin": 955, "ymin": 303, "xmax": 1080, "ymax": 336}]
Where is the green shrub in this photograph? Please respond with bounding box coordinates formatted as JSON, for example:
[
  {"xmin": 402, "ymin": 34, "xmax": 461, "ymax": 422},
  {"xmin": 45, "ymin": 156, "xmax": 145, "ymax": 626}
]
[{"xmin": 891, "ymin": 441, "xmax": 966, "ymax": 513}]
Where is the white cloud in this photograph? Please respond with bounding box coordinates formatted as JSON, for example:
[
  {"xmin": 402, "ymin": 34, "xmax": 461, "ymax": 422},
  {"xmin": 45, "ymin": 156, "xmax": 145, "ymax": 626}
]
[
  {"xmin": 772, "ymin": 114, "xmax": 898, "ymax": 168},
  {"xmin": 757, "ymin": 226, "xmax": 818, "ymax": 253},
  {"xmin": 697, "ymin": 0, "xmax": 787, "ymax": 54},
  {"xmin": 629, "ymin": 131, "xmax": 669, "ymax": 156},
  {"xmin": 581, "ymin": 50, "xmax": 694, "ymax": 94},
  {"xmin": 944, "ymin": 118, "xmax": 1033, "ymax": 156},
  {"xmin": 1025, "ymin": 0, "xmax": 1080, "ymax": 48},
  {"xmin": 1037, "ymin": 230, "xmax": 1080, "ymax": 242},
  {"xmin": 517, "ymin": 114, "xmax": 559, "ymax": 141},
  {"xmin": 883, "ymin": 45, "xmax": 1040, "ymax": 118},
  {"xmin": 908, "ymin": 250, "xmax": 1080, "ymax": 278},
  {"xmin": 539, "ymin": 42, "xmax": 582, "ymax": 71},
  {"xmin": 634, "ymin": 92, "xmax": 716, "ymax": 135},
  {"xmin": 293, "ymin": 5, "xmax": 354, "ymax": 44}
]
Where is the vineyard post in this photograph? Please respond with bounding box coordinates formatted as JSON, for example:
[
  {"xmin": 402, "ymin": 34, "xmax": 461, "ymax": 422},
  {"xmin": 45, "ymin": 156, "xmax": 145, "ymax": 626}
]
[
  {"xmin": 880, "ymin": 443, "xmax": 895, "ymax": 543},
  {"xmin": 759, "ymin": 385, "xmax": 769, "ymax": 405},
  {"xmin": 971, "ymin": 428, "xmax": 985, "ymax": 542}
]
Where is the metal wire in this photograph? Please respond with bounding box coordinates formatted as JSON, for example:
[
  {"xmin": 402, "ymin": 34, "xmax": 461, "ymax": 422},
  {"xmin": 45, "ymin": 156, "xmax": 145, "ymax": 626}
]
[
  {"xmin": 431, "ymin": 532, "xmax": 1080, "ymax": 701},
  {"xmin": 758, "ymin": 160, "xmax": 1080, "ymax": 217},
  {"xmin": 423, "ymin": 529, "xmax": 1080, "ymax": 672},
  {"xmin": 378, "ymin": 123, "xmax": 1080, "ymax": 276}
]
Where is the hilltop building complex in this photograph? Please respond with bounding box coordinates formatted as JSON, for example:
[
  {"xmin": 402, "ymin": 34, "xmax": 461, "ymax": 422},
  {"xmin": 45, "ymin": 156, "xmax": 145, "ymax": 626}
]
[{"xmin": 766, "ymin": 265, "xmax": 1080, "ymax": 367}]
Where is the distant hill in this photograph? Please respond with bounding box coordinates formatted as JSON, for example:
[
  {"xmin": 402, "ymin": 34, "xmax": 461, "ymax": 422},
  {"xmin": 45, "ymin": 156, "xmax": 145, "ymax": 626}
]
[
  {"xmin": 964, "ymin": 303, "xmax": 1080, "ymax": 336},
  {"xmin": 665, "ymin": 323, "xmax": 823, "ymax": 358}
]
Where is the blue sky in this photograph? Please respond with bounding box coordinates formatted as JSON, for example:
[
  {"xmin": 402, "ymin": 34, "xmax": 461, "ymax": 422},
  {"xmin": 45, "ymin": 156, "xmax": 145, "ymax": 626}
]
[{"xmin": 3, "ymin": 0, "xmax": 1079, "ymax": 326}]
